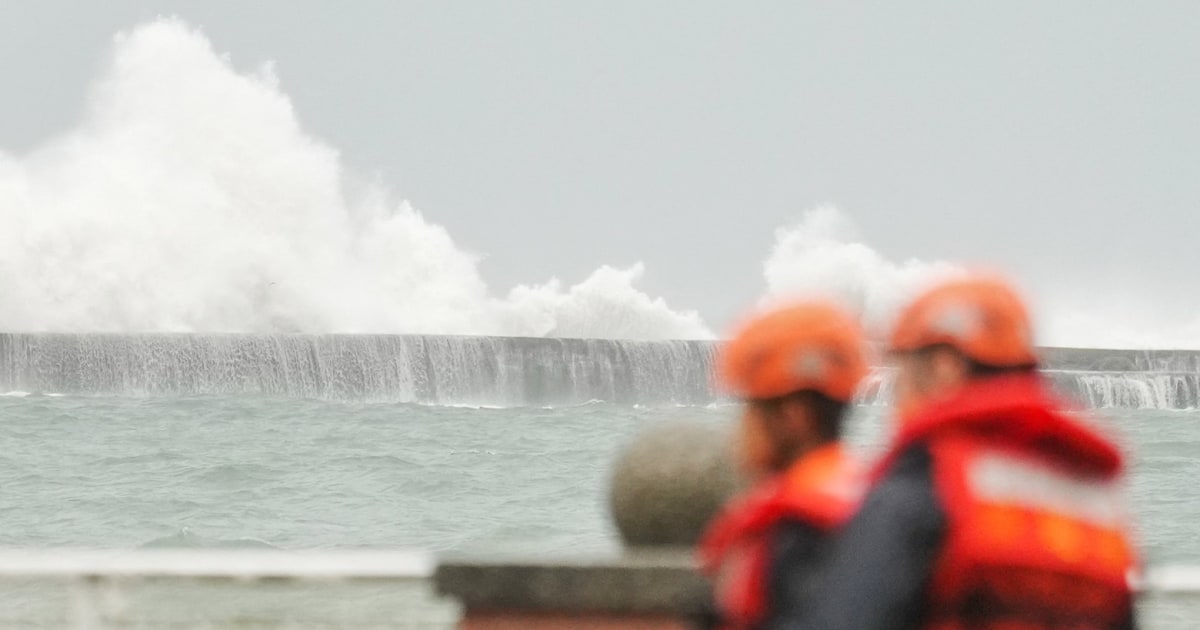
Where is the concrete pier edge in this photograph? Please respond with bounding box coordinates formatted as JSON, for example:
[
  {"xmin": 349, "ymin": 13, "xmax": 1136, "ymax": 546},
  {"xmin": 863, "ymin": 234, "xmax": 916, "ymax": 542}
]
[{"xmin": 433, "ymin": 551, "xmax": 709, "ymax": 616}]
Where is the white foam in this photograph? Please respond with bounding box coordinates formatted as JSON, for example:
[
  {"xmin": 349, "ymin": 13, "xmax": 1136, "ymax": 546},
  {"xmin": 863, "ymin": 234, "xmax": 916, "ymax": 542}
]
[
  {"xmin": 0, "ymin": 20, "xmax": 709, "ymax": 340},
  {"xmin": 758, "ymin": 206, "xmax": 961, "ymax": 336},
  {"xmin": 2, "ymin": 19, "xmax": 1194, "ymax": 349},
  {"xmin": 757, "ymin": 207, "xmax": 1200, "ymax": 349}
]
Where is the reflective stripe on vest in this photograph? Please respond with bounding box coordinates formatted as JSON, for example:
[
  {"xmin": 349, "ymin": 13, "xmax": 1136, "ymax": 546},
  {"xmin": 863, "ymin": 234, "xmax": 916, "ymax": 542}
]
[{"xmin": 968, "ymin": 451, "xmax": 1125, "ymax": 526}]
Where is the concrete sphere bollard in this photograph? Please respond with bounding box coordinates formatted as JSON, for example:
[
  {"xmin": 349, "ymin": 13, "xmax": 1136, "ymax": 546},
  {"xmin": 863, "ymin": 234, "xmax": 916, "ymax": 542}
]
[{"xmin": 609, "ymin": 419, "xmax": 743, "ymax": 547}]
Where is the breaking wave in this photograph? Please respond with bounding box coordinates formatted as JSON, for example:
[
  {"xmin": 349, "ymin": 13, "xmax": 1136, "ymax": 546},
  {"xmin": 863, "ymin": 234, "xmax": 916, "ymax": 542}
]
[
  {"xmin": 0, "ymin": 20, "xmax": 707, "ymax": 340},
  {"xmin": 760, "ymin": 207, "xmax": 961, "ymax": 335},
  {"xmin": 1, "ymin": 19, "xmax": 1195, "ymax": 351}
]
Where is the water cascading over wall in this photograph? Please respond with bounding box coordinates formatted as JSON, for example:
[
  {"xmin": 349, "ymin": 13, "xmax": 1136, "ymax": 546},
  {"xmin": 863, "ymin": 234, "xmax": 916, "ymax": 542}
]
[
  {"xmin": 0, "ymin": 334, "xmax": 1197, "ymax": 409},
  {"xmin": 0, "ymin": 334, "xmax": 717, "ymax": 406}
]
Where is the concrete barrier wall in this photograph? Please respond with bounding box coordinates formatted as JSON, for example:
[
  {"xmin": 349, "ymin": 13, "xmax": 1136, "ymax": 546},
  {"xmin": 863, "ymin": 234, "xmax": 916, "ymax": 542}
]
[{"xmin": 1, "ymin": 334, "xmax": 1197, "ymax": 408}]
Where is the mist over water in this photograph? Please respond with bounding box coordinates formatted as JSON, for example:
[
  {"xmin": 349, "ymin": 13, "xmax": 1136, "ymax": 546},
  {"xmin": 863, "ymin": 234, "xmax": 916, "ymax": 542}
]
[
  {"xmin": 760, "ymin": 207, "xmax": 962, "ymax": 336},
  {"xmin": 0, "ymin": 19, "xmax": 1193, "ymax": 349},
  {"xmin": 0, "ymin": 20, "xmax": 707, "ymax": 339}
]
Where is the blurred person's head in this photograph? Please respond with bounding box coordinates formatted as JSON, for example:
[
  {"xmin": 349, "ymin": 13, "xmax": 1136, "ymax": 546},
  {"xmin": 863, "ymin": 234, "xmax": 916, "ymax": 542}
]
[
  {"xmin": 720, "ymin": 302, "xmax": 869, "ymax": 479},
  {"xmin": 887, "ymin": 275, "xmax": 1039, "ymax": 419}
]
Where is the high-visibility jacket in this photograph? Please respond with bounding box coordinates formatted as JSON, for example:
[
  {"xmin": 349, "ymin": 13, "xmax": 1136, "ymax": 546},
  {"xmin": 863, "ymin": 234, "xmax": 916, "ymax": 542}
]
[
  {"xmin": 699, "ymin": 443, "xmax": 863, "ymax": 629},
  {"xmin": 873, "ymin": 375, "xmax": 1137, "ymax": 630}
]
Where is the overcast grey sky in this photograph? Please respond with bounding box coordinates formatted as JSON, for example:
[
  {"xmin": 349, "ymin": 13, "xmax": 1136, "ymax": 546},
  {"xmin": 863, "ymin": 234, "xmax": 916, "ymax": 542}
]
[{"xmin": 1, "ymin": 2, "xmax": 1197, "ymax": 335}]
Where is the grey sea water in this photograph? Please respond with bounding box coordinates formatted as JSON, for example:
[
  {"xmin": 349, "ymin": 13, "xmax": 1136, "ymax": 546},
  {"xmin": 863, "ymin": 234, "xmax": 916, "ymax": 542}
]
[
  {"xmin": 1, "ymin": 393, "xmax": 1196, "ymax": 626},
  {"xmin": 3, "ymin": 393, "xmax": 1196, "ymax": 560}
]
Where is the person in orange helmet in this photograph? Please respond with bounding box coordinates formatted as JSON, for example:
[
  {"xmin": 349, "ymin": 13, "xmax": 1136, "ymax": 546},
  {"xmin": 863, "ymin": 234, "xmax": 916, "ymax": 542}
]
[
  {"xmin": 697, "ymin": 301, "xmax": 870, "ymax": 630},
  {"xmin": 794, "ymin": 274, "xmax": 1138, "ymax": 630}
]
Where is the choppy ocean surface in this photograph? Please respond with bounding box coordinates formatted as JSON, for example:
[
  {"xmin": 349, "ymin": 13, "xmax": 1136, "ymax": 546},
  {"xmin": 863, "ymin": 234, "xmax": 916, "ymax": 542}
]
[{"xmin": 1, "ymin": 393, "xmax": 1196, "ymax": 626}]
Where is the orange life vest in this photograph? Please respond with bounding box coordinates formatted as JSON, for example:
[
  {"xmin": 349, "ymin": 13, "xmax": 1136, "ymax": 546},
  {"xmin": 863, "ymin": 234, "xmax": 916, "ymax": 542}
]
[
  {"xmin": 875, "ymin": 375, "xmax": 1137, "ymax": 630},
  {"xmin": 699, "ymin": 443, "xmax": 863, "ymax": 629}
]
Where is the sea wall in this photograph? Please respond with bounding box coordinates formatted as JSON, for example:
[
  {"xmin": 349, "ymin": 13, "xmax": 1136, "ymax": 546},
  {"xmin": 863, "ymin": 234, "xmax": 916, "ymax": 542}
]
[{"xmin": 0, "ymin": 334, "xmax": 1196, "ymax": 409}]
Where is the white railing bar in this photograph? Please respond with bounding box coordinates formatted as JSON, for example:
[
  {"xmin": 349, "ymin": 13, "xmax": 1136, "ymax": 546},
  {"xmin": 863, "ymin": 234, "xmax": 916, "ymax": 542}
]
[
  {"xmin": 1140, "ymin": 565, "xmax": 1200, "ymax": 594},
  {"xmin": 0, "ymin": 550, "xmax": 434, "ymax": 580},
  {"xmin": 0, "ymin": 551, "xmax": 1194, "ymax": 595}
]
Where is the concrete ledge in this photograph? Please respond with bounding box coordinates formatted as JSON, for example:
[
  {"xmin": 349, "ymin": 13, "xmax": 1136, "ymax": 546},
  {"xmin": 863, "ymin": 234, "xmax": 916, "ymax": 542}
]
[
  {"xmin": 434, "ymin": 551, "xmax": 709, "ymax": 617},
  {"xmin": 456, "ymin": 613, "xmax": 694, "ymax": 630}
]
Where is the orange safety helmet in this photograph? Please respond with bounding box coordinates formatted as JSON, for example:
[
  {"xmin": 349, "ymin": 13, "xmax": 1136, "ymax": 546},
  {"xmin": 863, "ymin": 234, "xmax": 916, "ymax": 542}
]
[
  {"xmin": 720, "ymin": 302, "xmax": 870, "ymax": 402},
  {"xmin": 889, "ymin": 274, "xmax": 1037, "ymax": 367}
]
